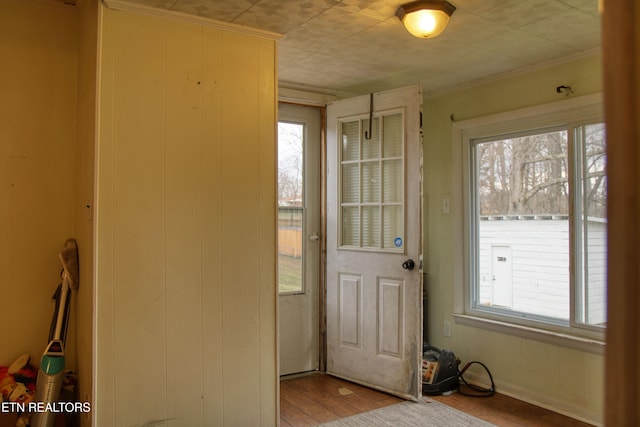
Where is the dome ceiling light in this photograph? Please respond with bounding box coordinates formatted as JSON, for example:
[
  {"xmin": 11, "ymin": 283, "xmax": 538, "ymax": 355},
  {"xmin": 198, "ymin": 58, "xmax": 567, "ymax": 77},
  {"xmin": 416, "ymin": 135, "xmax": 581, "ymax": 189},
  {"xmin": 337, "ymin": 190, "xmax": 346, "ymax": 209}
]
[{"xmin": 396, "ymin": 0, "xmax": 456, "ymax": 39}]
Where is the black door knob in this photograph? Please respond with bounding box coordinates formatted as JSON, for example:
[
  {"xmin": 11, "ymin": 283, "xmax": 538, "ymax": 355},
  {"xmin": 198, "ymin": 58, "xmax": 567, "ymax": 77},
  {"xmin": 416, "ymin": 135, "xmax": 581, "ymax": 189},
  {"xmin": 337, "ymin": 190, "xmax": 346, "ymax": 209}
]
[{"xmin": 402, "ymin": 259, "xmax": 415, "ymax": 270}]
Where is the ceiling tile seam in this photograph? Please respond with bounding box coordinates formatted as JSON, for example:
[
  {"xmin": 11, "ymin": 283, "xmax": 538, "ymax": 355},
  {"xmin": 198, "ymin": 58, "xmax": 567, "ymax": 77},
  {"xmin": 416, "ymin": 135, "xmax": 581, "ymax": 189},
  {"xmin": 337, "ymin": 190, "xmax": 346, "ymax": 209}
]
[
  {"xmin": 228, "ymin": 4, "xmax": 258, "ymax": 23},
  {"xmin": 530, "ymin": 26, "xmax": 601, "ymax": 53},
  {"xmin": 233, "ymin": 0, "xmax": 341, "ymax": 29},
  {"xmin": 475, "ymin": 22, "xmax": 599, "ymax": 51},
  {"xmin": 475, "ymin": 7, "xmax": 596, "ymax": 31},
  {"xmin": 465, "ymin": 28, "xmax": 572, "ymax": 58},
  {"xmin": 319, "ymin": 18, "xmax": 398, "ymax": 57},
  {"xmin": 285, "ymin": 2, "xmax": 397, "ymax": 52},
  {"xmin": 279, "ymin": 19, "xmax": 393, "ymax": 60}
]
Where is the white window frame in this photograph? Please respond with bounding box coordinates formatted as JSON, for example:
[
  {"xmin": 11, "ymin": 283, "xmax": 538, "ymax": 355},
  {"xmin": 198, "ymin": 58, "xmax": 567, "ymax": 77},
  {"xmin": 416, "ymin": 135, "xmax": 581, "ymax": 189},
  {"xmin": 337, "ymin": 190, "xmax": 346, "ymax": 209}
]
[{"xmin": 451, "ymin": 93, "xmax": 605, "ymax": 354}]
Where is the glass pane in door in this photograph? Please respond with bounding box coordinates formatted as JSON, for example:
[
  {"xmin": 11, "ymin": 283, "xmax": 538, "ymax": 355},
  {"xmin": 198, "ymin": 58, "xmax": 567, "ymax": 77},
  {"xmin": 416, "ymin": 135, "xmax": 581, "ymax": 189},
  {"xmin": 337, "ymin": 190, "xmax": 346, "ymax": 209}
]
[
  {"xmin": 339, "ymin": 112, "xmax": 405, "ymax": 251},
  {"xmin": 278, "ymin": 122, "xmax": 304, "ymax": 293}
]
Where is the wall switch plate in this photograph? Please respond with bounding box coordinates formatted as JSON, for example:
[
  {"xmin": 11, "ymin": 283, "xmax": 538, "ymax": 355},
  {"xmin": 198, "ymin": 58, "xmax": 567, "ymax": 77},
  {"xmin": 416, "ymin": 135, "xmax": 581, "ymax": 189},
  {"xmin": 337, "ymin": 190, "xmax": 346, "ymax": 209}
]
[
  {"xmin": 442, "ymin": 198, "xmax": 450, "ymax": 214},
  {"xmin": 443, "ymin": 320, "xmax": 452, "ymax": 337}
]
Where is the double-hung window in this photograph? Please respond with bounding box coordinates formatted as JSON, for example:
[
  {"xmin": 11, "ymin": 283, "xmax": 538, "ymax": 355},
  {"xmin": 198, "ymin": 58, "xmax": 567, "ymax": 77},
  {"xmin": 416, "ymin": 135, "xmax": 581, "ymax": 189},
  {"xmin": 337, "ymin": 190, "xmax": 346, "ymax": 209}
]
[{"xmin": 455, "ymin": 94, "xmax": 606, "ymax": 347}]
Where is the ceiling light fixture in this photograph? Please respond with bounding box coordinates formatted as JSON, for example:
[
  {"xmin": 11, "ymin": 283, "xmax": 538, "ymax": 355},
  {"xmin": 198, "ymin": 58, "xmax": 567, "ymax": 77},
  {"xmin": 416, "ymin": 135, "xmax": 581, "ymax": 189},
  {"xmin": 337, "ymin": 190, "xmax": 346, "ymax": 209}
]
[{"xmin": 396, "ymin": 0, "xmax": 456, "ymax": 39}]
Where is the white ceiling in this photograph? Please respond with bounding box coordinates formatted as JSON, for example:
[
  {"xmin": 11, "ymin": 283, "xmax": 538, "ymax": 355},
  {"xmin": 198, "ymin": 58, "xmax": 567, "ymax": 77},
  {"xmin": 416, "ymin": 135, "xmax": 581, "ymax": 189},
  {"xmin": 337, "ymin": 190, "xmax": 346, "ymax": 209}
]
[{"xmin": 108, "ymin": 0, "xmax": 602, "ymax": 97}]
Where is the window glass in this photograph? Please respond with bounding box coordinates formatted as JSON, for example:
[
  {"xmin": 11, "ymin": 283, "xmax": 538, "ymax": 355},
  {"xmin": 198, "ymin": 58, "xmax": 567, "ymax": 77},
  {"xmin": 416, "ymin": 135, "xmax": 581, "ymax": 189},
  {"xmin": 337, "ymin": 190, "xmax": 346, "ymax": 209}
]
[
  {"xmin": 577, "ymin": 123, "xmax": 607, "ymax": 327},
  {"xmin": 339, "ymin": 112, "xmax": 404, "ymax": 251},
  {"xmin": 342, "ymin": 163, "xmax": 359, "ymax": 203},
  {"xmin": 470, "ymin": 123, "xmax": 607, "ymax": 329},
  {"xmin": 383, "ymin": 114, "xmax": 403, "ymax": 157},
  {"xmin": 383, "ymin": 159, "xmax": 403, "ymax": 203},
  {"xmin": 383, "ymin": 205, "xmax": 403, "ymax": 249},
  {"xmin": 362, "ymin": 162, "xmax": 381, "ymax": 203},
  {"xmin": 278, "ymin": 122, "xmax": 304, "ymax": 293},
  {"xmin": 362, "ymin": 117, "xmax": 380, "ymax": 159},
  {"xmin": 342, "ymin": 121, "xmax": 359, "ymax": 161},
  {"xmin": 474, "ymin": 129, "xmax": 570, "ymax": 320}
]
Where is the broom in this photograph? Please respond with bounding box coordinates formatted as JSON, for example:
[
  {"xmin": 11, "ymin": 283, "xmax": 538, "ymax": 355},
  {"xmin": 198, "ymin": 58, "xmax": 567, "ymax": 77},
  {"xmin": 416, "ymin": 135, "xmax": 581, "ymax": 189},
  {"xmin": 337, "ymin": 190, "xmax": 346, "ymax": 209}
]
[{"xmin": 31, "ymin": 239, "xmax": 79, "ymax": 427}]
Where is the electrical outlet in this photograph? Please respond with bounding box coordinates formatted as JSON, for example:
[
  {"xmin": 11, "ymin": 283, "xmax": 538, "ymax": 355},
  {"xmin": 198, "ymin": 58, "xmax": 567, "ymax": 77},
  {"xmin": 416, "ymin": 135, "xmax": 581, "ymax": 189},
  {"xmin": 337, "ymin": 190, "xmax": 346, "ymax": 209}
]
[{"xmin": 443, "ymin": 320, "xmax": 452, "ymax": 337}]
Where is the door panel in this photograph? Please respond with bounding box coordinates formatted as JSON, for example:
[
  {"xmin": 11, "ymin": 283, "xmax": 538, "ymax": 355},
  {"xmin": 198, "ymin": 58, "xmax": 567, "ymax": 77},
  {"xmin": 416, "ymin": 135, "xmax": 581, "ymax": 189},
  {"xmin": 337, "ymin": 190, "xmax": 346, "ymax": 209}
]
[
  {"xmin": 378, "ymin": 278, "xmax": 403, "ymax": 357},
  {"xmin": 339, "ymin": 274, "xmax": 362, "ymax": 348},
  {"xmin": 326, "ymin": 86, "xmax": 423, "ymax": 400},
  {"xmin": 278, "ymin": 103, "xmax": 321, "ymax": 376}
]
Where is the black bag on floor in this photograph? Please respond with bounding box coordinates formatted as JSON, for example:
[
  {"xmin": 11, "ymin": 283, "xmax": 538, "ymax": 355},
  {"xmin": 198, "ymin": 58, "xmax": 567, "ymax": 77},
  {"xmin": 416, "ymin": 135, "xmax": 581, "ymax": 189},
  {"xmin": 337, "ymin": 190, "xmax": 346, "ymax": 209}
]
[{"xmin": 421, "ymin": 346, "xmax": 459, "ymax": 395}]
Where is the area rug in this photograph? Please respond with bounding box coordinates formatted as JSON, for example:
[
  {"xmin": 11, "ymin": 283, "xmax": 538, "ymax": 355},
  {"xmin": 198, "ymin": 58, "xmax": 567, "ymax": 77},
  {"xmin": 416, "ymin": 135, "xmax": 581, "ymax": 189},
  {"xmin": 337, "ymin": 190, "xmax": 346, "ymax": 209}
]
[{"xmin": 318, "ymin": 398, "xmax": 496, "ymax": 427}]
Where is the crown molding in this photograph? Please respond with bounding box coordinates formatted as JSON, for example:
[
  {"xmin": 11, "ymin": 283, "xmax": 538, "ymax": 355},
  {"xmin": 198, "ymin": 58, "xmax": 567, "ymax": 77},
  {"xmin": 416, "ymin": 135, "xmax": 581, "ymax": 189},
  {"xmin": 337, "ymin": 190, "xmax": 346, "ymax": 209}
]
[
  {"xmin": 102, "ymin": 0, "xmax": 281, "ymax": 41},
  {"xmin": 424, "ymin": 48, "xmax": 602, "ymax": 100}
]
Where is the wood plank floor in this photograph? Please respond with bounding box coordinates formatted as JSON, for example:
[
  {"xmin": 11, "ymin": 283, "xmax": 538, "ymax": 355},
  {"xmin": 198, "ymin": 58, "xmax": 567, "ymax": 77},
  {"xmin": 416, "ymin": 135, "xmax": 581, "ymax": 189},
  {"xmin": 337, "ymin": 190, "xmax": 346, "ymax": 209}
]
[
  {"xmin": 280, "ymin": 373, "xmax": 594, "ymax": 426},
  {"xmin": 431, "ymin": 388, "xmax": 594, "ymax": 427},
  {"xmin": 280, "ymin": 373, "xmax": 401, "ymax": 427}
]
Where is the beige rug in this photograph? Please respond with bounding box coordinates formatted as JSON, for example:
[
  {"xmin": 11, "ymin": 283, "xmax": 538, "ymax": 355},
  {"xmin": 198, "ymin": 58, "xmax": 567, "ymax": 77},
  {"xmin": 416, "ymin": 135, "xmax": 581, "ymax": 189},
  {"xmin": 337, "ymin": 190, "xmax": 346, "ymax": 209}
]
[{"xmin": 318, "ymin": 398, "xmax": 496, "ymax": 427}]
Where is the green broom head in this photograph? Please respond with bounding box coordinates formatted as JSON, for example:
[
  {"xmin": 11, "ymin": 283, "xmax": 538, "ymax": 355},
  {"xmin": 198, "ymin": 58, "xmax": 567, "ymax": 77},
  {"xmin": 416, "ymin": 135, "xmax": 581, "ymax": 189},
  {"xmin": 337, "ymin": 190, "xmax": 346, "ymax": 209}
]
[{"xmin": 59, "ymin": 238, "xmax": 79, "ymax": 290}]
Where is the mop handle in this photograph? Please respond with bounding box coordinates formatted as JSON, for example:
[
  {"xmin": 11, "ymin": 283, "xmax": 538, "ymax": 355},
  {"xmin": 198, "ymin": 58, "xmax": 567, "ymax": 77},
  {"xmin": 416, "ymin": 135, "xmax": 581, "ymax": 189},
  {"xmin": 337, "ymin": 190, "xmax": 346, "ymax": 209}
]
[{"xmin": 52, "ymin": 272, "xmax": 70, "ymax": 342}]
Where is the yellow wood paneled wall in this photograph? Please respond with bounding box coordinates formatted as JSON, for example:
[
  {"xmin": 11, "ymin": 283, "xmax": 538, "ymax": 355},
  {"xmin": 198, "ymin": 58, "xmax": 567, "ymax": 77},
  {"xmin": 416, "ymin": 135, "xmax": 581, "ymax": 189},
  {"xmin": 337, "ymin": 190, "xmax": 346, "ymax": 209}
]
[
  {"xmin": 0, "ymin": 0, "xmax": 79, "ymax": 367},
  {"xmin": 75, "ymin": 1, "xmax": 99, "ymax": 426},
  {"xmin": 96, "ymin": 7, "xmax": 277, "ymax": 426}
]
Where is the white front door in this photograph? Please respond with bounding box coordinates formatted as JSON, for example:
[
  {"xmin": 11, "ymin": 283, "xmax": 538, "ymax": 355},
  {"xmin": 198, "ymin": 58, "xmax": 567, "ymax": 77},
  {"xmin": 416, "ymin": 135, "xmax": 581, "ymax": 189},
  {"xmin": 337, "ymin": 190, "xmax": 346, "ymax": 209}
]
[
  {"xmin": 326, "ymin": 86, "xmax": 423, "ymax": 400},
  {"xmin": 491, "ymin": 245, "xmax": 513, "ymax": 308},
  {"xmin": 278, "ymin": 103, "xmax": 321, "ymax": 376}
]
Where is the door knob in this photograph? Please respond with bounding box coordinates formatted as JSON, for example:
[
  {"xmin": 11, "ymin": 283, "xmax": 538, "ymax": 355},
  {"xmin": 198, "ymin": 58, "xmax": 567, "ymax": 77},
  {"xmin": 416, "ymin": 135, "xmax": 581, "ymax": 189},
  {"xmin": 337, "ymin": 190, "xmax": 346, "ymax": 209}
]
[{"xmin": 402, "ymin": 259, "xmax": 415, "ymax": 270}]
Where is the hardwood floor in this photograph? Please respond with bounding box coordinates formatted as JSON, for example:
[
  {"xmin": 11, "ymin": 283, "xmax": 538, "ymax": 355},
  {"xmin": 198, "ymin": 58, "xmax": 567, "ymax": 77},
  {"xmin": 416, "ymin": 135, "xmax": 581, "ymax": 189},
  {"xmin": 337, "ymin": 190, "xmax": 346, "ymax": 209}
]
[
  {"xmin": 280, "ymin": 373, "xmax": 401, "ymax": 426},
  {"xmin": 280, "ymin": 373, "xmax": 594, "ymax": 426},
  {"xmin": 431, "ymin": 388, "xmax": 594, "ymax": 427}
]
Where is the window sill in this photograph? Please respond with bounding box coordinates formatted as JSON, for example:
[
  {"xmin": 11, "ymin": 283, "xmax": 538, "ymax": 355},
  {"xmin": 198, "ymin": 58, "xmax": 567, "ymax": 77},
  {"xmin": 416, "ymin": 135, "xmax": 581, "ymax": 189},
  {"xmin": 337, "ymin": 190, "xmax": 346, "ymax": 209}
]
[{"xmin": 452, "ymin": 314, "xmax": 605, "ymax": 355}]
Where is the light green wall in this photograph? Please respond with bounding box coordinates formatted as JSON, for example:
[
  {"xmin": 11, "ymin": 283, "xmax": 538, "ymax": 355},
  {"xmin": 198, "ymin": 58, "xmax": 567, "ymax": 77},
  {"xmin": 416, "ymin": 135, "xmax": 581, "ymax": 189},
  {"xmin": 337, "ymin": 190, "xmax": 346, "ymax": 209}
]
[{"xmin": 422, "ymin": 54, "xmax": 604, "ymax": 424}]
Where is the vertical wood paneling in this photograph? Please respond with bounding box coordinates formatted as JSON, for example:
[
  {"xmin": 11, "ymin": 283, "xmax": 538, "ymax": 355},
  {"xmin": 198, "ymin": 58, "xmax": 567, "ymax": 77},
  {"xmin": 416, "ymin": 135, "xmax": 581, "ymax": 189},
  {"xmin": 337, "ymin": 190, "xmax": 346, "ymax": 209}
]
[
  {"xmin": 96, "ymin": 6, "xmax": 277, "ymax": 426},
  {"xmin": 220, "ymin": 31, "xmax": 262, "ymax": 426},
  {"xmin": 164, "ymin": 20, "xmax": 204, "ymax": 425},
  {"xmin": 258, "ymin": 37, "xmax": 278, "ymax": 424},
  {"xmin": 95, "ymin": 8, "xmax": 116, "ymax": 426},
  {"xmin": 110, "ymin": 11, "xmax": 167, "ymax": 425},
  {"xmin": 200, "ymin": 26, "xmax": 224, "ymax": 427},
  {"xmin": 75, "ymin": 3, "xmax": 99, "ymax": 426}
]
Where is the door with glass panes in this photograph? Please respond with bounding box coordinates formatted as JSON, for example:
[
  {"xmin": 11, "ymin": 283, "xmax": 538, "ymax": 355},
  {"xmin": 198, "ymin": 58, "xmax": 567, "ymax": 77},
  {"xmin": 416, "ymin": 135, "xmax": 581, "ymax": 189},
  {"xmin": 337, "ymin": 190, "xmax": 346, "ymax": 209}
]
[
  {"xmin": 278, "ymin": 103, "xmax": 321, "ymax": 376},
  {"xmin": 326, "ymin": 86, "xmax": 423, "ymax": 400}
]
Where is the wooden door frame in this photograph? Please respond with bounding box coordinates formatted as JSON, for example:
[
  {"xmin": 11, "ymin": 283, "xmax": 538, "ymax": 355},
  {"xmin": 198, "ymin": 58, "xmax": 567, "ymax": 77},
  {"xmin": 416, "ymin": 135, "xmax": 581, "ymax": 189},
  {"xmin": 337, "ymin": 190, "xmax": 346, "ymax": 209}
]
[
  {"xmin": 602, "ymin": 1, "xmax": 640, "ymax": 424},
  {"xmin": 318, "ymin": 104, "xmax": 328, "ymax": 373},
  {"xmin": 277, "ymin": 98, "xmax": 329, "ymax": 376}
]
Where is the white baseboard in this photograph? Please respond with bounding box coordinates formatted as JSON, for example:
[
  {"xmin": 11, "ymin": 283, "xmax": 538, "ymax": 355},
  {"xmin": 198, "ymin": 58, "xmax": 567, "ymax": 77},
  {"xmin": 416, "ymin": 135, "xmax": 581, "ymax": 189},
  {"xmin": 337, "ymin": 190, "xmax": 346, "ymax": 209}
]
[{"xmin": 461, "ymin": 372, "xmax": 602, "ymax": 426}]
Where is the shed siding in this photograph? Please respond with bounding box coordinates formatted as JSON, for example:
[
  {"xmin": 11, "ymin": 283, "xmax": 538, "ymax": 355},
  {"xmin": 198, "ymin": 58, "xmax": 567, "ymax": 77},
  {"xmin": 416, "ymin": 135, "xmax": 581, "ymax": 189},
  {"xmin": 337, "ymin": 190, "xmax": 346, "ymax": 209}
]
[{"xmin": 478, "ymin": 218, "xmax": 606, "ymax": 323}]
